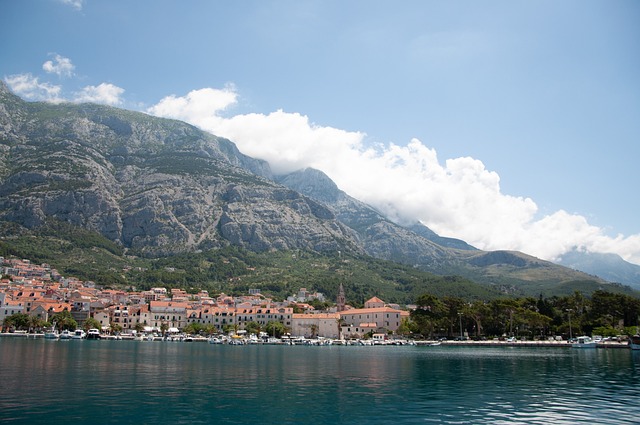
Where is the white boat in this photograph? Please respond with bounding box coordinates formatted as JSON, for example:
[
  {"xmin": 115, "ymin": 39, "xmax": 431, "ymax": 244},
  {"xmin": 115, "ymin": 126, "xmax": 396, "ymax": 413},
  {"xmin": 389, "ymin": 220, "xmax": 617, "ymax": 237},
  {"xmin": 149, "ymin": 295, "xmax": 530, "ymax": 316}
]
[
  {"xmin": 44, "ymin": 330, "xmax": 59, "ymax": 339},
  {"xmin": 86, "ymin": 328, "xmax": 101, "ymax": 340},
  {"xmin": 572, "ymin": 336, "xmax": 597, "ymax": 348},
  {"xmin": 71, "ymin": 329, "xmax": 86, "ymax": 339},
  {"xmin": 44, "ymin": 322, "xmax": 59, "ymax": 339},
  {"xmin": 629, "ymin": 335, "xmax": 640, "ymax": 351},
  {"xmin": 59, "ymin": 330, "xmax": 72, "ymax": 340}
]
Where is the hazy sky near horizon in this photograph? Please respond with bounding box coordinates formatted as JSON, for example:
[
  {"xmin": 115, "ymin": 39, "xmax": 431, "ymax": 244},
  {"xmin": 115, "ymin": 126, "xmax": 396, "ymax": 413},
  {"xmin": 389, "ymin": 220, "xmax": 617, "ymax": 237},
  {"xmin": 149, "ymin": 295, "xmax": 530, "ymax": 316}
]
[{"xmin": 2, "ymin": 0, "xmax": 639, "ymax": 265}]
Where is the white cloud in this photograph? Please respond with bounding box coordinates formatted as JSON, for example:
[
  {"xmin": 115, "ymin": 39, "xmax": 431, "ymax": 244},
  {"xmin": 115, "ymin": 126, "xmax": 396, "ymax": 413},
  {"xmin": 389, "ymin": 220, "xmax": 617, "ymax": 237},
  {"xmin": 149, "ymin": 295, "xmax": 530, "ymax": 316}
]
[
  {"xmin": 147, "ymin": 87, "xmax": 237, "ymax": 129},
  {"xmin": 73, "ymin": 83, "xmax": 124, "ymax": 105},
  {"xmin": 43, "ymin": 54, "xmax": 75, "ymax": 78},
  {"xmin": 59, "ymin": 0, "xmax": 83, "ymax": 10},
  {"xmin": 4, "ymin": 73, "xmax": 64, "ymax": 103},
  {"xmin": 148, "ymin": 86, "xmax": 640, "ymax": 266}
]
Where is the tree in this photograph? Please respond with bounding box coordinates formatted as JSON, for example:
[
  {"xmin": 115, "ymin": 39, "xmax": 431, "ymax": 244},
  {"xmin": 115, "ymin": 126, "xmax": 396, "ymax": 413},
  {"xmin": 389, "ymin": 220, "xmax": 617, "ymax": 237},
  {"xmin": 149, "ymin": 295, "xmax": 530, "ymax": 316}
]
[
  {"xmin": 337, "ymin": 317, "xmax": 346, "ymax": 340},
  {"xmin": 202, "ymin": 324, "xmax": 217, "ymax": 336},
  {"xmin": 29, "ymin": 315, "xmax": 47, "ymax": 332},
  {"xmin": 244, "ymin": 321, "xmax": 262, "ymax": 335},
  {"xmin": 519, "ymin": 309, "xmax": 552, "ymax": 339},
  {"xmin": 466, "ymin": 302, "xmax": 491, "ymax": 338},
  {"xmin": 183, "ymin": 323, "xmax": 203, "ymax": 335},
  {"xmin": 223, "ymin": 322, "xmax": 239, "ymax": 335},
  {"xmin": 396, "ymin": 317, "xmax": 417, "ymax": 337},
  {"xmin": 51, "ymin": 310, "xmax": 77, "ymax": 331},
  {"xmin": 442, "ymin": 296, "xmax": 466, "ymax": 337},
  {"xmin": 411, "ymin": 293, "xmax": 445, "ymax": 338},
  {"xmin": 83, "ymin": 317, "xmax": 102, "ymax": 332},
  {"xmin": 3, "ymin": 313, "xmax": 31, "ymax": 331},
  {"xmin": 288, "ymin": 304, "xmax": 304, "ymax": 314},
  {"xmin": 265, "ymin": 320, "xmax": 287, "ymax": 338},
  {"xmin": 110, "ymin": 323, "xmax": 123, "ymax": 334},
  {"xmin": 309, "ymin": 324, "xmax": 319, "ymax": 339},
  {"xmin": 308, "ymin": 299, "xmax": 330, "ymax": 311}
]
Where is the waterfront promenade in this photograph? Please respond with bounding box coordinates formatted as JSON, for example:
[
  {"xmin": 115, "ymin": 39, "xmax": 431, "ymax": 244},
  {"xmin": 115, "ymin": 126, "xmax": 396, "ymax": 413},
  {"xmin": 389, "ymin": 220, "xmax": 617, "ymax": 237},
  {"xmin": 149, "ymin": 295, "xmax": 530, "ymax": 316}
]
[
  {"xmin": 430, "ymin": 339, "xmax": 630, "ymax": 349},
  {"xmin": 0, "ymin": 331, "xmax": 631, "ymax": 348}
]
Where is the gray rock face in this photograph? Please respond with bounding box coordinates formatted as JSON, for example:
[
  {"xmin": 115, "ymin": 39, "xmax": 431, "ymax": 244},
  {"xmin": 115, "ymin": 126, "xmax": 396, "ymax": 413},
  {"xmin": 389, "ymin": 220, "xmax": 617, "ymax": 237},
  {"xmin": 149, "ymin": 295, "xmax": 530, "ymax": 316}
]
[
  {"xmin": 557, "ymin": 250, "xmax": 640, "ymax": 289},
  {"xmin": 0, "ymin": 83, "xmax": 617, "ymax": 291},
  {"xmin": 0, "ymin": 83, "xmax": 360, "ymax": 256},
  {"xmin": 277, "ymin": 168, "xmax": 457, "ymax": 268}
]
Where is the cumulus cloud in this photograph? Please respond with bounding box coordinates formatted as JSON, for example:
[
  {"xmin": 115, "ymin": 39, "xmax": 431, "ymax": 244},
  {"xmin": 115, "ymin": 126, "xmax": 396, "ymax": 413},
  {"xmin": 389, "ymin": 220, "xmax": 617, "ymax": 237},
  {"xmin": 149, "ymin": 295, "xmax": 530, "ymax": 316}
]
[
  {"xmin": 148, "ymin": 86, "xmax": 640, "ymax": 266},
  {"xmin": 43, "ymin": 54, "xmax": 75, "ymax": 78},
  {"xmin": 147, "ymin": 87, "xmax": 237, "ymax": 128},
  {"xmin": 73, "ymin": 83, "xmax": 124, "ymax": 105},
  {"xmin": 4, "ymin": 73, "xmax": 64, "ymax": 103}
]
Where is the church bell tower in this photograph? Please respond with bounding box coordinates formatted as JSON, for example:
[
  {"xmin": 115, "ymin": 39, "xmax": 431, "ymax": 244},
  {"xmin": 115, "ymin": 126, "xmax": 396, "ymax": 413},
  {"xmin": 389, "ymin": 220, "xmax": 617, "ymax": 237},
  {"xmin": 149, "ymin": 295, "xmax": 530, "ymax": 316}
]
[{"xmin": 336, "ymin": 282, "xmax": 346, "ymax": 312}]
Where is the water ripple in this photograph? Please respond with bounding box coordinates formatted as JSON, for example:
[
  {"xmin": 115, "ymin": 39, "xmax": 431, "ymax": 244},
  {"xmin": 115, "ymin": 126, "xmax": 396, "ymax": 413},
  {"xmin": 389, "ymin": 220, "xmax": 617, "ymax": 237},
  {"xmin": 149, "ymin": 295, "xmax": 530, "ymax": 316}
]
[{"xmin": 1, "ymin": 340, "xmax": 639, "ymax": 424}]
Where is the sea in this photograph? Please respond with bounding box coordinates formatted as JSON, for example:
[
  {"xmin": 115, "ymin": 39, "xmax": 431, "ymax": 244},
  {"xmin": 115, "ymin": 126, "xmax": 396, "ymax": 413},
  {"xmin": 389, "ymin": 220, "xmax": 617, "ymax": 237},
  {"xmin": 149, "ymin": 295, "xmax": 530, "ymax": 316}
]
[{"xmin": 1, "ymin": 338, "xmax": 639, "ymax": 425}]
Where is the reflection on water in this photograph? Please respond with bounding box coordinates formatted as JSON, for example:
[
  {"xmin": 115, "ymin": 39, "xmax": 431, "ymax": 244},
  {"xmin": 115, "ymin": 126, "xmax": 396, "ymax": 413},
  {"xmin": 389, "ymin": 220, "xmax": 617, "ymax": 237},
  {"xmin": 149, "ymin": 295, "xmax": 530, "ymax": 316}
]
[{"xmin": 1, "ymin": 339, "xmax": 639, "ymax": 424}]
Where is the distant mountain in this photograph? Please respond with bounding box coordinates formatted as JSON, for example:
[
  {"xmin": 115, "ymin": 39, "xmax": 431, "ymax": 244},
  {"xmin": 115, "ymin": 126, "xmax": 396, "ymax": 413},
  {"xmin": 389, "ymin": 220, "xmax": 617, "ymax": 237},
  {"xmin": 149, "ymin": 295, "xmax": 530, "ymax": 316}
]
[
  {"xmin": 557, "ymin": 250, "xmax": 640, "ymax": 290},
  {"xmin": 276, "ymin": 168, "xmax": 453, "ymax": 268},
  {"xmin": 0, "ymin": 82, "xmax": 630, "ymax": 297},
  {"xmin": 406, "ymin": 222, "xmax": 476, "ymax": 251},
  {"xmin": 275, "ymin": 168, "xmax": 615, "ymax": 295}
]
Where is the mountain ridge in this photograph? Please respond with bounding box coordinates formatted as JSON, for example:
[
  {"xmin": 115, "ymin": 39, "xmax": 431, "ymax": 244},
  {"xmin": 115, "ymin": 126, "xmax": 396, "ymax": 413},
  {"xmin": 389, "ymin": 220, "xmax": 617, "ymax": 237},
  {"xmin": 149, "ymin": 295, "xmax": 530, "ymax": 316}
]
[
  {"xmin": 558, "ymin": 249, "xmax": 640, "ymax": 290},
  {"xmin": 1, "ymin": 82, "xmax": 634, "ymax": 297}
]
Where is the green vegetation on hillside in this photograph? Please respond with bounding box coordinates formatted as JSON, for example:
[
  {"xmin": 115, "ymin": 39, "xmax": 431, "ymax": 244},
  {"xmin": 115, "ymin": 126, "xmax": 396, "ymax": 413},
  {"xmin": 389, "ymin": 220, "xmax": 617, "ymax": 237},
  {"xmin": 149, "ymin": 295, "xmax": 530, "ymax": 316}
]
[{"xmin": 1, "ymin": 221, "xmax": 638, "ymax": 304}]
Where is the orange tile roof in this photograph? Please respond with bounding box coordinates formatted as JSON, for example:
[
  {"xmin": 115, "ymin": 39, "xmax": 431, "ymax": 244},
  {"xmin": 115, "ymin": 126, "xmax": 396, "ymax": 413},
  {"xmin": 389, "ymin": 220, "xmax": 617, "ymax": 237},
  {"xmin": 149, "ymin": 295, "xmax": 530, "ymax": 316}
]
[{"xmin": 339, "ymin": 306, "xmax": 408, "ymax": 316}]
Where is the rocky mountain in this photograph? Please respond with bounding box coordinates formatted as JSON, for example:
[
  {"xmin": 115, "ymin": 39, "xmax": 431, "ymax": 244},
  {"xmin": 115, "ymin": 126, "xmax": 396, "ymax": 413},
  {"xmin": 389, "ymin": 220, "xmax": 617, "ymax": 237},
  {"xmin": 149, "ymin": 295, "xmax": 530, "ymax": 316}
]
[
  {"xmin": 0, "ymin": 83, "xmax": 360, "ymax": 256},
  {"xmin": 557, "ymin": 249, "xmax": 640, "ymax": 290},
  {"xmin": 276, "ymin": 168, "xmax": 455, "ymax": 269},
  {"xmin": 0, "ymin": 82, "xmax": 628, "ymax": 295},
  {"xmin": 276, "ymin": 168, "xmax": 611, "ymax": 292}
]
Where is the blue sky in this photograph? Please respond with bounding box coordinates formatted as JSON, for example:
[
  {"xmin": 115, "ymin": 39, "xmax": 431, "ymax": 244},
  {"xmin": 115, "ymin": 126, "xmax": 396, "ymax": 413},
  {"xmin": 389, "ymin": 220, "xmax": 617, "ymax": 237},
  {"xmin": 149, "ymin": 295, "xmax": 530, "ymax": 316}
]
[{"xmin": 2, "ymin": 0, "xmax": 639, "ymax": 264}]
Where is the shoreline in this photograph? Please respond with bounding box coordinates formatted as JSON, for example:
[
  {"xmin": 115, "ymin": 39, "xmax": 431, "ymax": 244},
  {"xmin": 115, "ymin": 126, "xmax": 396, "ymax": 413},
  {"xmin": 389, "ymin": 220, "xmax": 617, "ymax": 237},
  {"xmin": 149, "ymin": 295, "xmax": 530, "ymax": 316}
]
[
  {"xmin": 429, "ymin": 339, "xmax": 630, "ymax": 349},
  {"xmin": 0, "ymin": 332, "xmax": 632, "ymax": 348}
]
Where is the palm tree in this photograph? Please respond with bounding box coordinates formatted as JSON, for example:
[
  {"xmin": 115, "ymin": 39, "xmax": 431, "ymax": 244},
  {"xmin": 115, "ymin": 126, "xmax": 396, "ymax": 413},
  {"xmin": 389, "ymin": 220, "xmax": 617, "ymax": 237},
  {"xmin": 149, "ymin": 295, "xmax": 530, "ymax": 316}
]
[
  {"xmin": 52, "ymin": 310, "xmax": 77, "ymax": 331},
  {"xmin": 83, "ymin": 317, "xmax": 102, "ymax": 332},
  {"xmin": 336, "ymin": 317, "xmax": 346, "ymax": 340},
  {"xmin": 310, "ymin": 324, "xmax": 319, "ymax": 339},
  {"xmin": 29, "ymin": 315, "xmax": 47, "ymax": 333}
]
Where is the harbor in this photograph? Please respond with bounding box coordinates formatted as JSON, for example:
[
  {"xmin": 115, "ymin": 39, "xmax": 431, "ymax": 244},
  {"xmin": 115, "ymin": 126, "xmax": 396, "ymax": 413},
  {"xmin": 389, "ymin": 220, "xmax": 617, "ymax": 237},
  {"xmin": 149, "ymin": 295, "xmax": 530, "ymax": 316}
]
[
  {"xmin": 1, "ymin": 337, "xmax": 639, "ymax": 424},
  {"xmin": 0, "ymin": 331, "xmax": 633, "ymax": 349}
]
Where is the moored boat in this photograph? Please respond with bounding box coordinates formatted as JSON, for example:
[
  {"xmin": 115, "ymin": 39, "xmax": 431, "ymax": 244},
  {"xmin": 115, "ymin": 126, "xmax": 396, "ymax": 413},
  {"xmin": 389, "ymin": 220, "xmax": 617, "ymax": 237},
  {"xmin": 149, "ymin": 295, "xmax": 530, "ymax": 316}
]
[
  {"xmin": 629, "ymin": 335, "xmax": 640, "ymax": 351},
  {"xmin": 86, "ymin": 328, "xmax": 101, "ymax": 340},
  {"xmin": 59, "ymin": 330, "xmax": 71, "ymax": 340},
  {"xmin": 71, "ymin": 329, "xmax": 86, "ymax": 339},
  {"xmin": 44, "ymin": 330, "xmax": 59, "ymax": 339},
  {"xmin": 572, "ymin": 336, "xmax": 597, "ymax": 348},
  {"xmin": 44, "ymin": 323, "xmax": 59, "ymax": 339}
]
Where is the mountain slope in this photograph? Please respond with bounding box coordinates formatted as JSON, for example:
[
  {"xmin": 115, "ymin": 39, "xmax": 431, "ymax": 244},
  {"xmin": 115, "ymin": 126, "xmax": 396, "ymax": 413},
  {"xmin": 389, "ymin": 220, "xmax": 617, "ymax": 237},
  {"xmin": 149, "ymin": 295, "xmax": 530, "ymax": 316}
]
[
  {"xmin": 0, "ymin": 83, "xmax": 361, "ymax": 256},
  {"xmin": 557, "ymin": 249, "xmax": 640, "ymax": 290},
  {"xmin": 276, "ymin": 168, "xmax": 452, "ymax": 268},
  {"xmin": 275, "ymin": 168, "xmax": 613, "ymax": 293},
  {"xmin": 0, "ymin": 83, "xmax": 626, "ymax": 297}
]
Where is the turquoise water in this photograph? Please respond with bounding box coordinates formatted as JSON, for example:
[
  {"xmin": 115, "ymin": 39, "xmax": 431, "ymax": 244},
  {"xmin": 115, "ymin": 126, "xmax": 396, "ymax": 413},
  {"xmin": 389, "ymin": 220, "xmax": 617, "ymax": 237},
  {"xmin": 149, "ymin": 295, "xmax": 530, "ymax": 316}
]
[{"xmin": 1, "ymin": 339, "xmax": 639, "ymax": 424}]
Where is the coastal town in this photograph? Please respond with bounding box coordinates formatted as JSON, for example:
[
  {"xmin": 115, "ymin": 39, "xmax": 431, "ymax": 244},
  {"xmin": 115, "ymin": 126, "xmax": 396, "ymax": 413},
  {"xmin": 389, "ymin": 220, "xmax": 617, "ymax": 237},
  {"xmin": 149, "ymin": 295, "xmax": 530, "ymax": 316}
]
[
  {"xmin": 2, "ymin": 256, "xmax": 638, "ymax": 349},
  {"xmin": 0, "ymin": 256, "xmax": 410, "ymax": 341}
]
